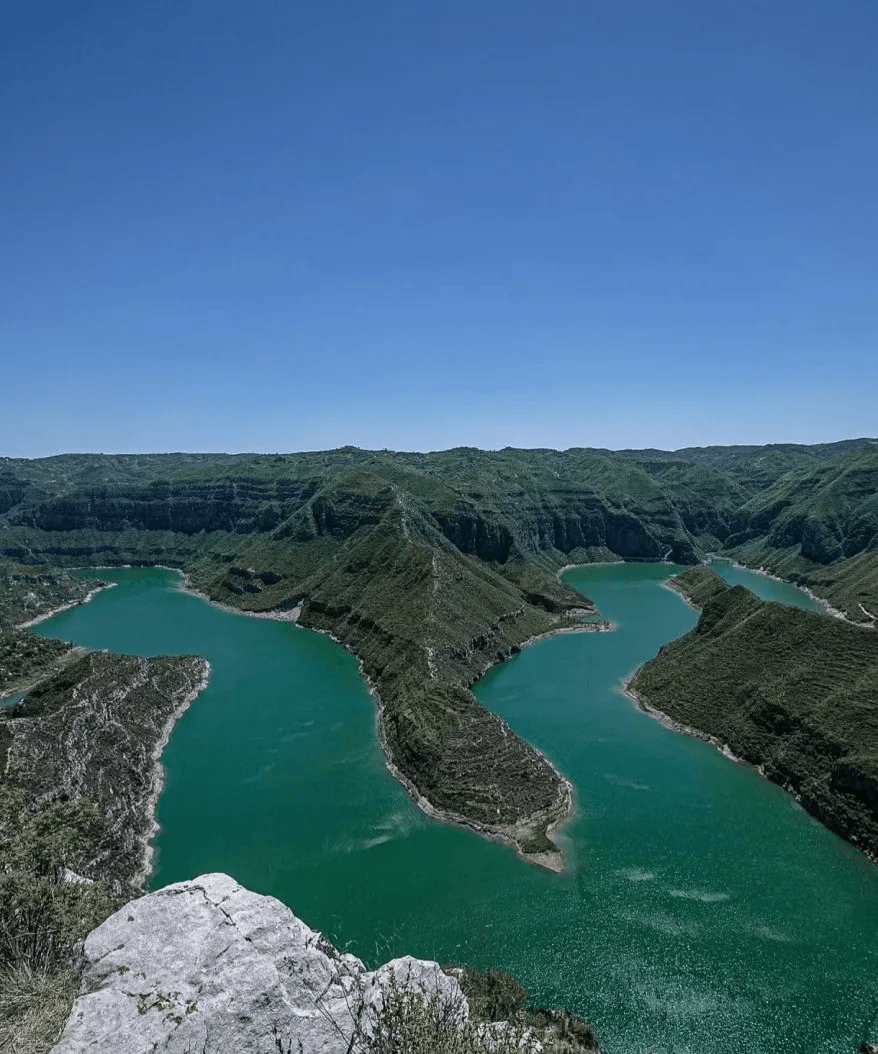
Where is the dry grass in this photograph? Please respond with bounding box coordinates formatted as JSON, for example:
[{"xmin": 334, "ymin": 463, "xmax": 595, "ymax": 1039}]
[{"xmin": 0, "ymin": 962, "xmax": 80, "ymax": 1054}]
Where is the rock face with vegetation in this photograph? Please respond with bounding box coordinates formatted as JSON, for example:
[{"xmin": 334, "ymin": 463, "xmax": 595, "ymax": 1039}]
[
  {"xmin": 52, "ymin": 872, "xmax": 599, "ymax": 1054},
  {"xmin": 0, "ymin": 441, "xmax": 875, "ymax": 1051},
  {"xmin": 1, "ymin": 652, "xmax": 210, "ymax": 894},
  {"xmin": 0, "ymin": 624, "xmax": 210, "ymax": 1051},
  {"xmin": 0, "ymin": 559, "xmax": 105, "ymax": 629},
  {"xmin": 0, "ymin": 558, "xmax": 114, "ymax": 701},
  {"xmin": 1, "ymin": 441, "xmax": 877, "ymax": 866},
  {"xmin": 631, "ymin": 567, "xmax": 878, "ymax": 862}
]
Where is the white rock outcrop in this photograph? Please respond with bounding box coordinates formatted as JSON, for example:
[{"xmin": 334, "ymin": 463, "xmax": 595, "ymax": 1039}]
[{"xmin": 53, "ymin": 872, "xmax": 465, "ymax": 1054}]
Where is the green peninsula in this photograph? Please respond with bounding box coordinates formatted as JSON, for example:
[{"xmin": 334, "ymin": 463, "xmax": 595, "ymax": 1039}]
[{"xmin": 1, "ymin": 440, "xmax": 876, "ymax": 867}]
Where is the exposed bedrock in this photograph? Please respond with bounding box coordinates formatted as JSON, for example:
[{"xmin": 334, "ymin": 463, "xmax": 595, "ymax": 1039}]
[
  {"xmin": 433, "ymin": 500, "xmax": 693, "ymax": 563},
  {"xmin": 726, "ymin": 453, "xmax": 878, "ymax": 565},
  {"xmin": 5, "ymin": 475, "xmax": 706, "ymax": 564},
  {"xmin": 7, "ymin": 478, "xmax": 320, "ymax": 535},
  {"xmin": 0, "ymin": 472, "xmax": 30, "ymax": 515},
  {"xmin": 51, "ymin": 874, "xmax": 485, "ymax": 1054}
]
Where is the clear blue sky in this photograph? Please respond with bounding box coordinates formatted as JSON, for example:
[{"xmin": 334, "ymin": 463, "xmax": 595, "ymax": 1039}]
[{"xmin": 2, "ymin": 1, "xmax": 875, "ymax": 456}]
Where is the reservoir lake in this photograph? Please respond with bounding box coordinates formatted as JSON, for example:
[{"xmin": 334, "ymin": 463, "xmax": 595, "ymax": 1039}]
[{"xmin": 34, "ymin": 562, "xmax": 878, "ymax": 1054}]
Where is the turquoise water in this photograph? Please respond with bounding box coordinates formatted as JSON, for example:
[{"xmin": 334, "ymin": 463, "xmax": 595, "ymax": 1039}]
[
  {"xmin": 709, "ymin": 558, "xmax": 825, "ymax": 612},
  {"xmin": 33, "ymin": 564, "xmax": 878, "ymax": 1054},
  {"xmin": 2, "ymin": 691, "xmax": 25, "ymax": 706}
]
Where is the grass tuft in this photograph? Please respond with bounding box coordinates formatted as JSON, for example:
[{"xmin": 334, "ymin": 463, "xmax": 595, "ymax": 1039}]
[{"xmin": 0, "ymin": 962, "xmax": 80, "ymax": 1054}]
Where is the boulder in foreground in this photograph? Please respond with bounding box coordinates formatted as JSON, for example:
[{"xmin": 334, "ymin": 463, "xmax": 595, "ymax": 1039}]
[{"xmin": 53, "ymin": 872, "xmax": 468, "ymax": 1054}]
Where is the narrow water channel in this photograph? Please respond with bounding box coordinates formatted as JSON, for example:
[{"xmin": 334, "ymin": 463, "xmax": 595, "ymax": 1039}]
[{"xmin": 33, "ymin": 564, "xmax": 878, "ymax": 1054}]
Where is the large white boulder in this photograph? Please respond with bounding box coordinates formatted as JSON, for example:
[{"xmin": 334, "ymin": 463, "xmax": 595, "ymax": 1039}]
[{"xmin": 54, "ymin": 873, "xmax": 465, "ymax": 1054}]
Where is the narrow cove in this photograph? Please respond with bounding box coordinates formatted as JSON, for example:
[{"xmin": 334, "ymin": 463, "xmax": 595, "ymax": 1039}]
[{"xmin": 34, "ymin": 564, "xmax": 878, "ymax": 1054}]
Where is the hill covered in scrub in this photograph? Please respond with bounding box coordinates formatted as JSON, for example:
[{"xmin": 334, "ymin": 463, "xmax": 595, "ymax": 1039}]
[
  {"xmin": 630, "ymin": 567, "xmax": 878, "ymax": 862},
  {"xmin": 2, "ymin": 440, "xmax": 876, "ymax": 612},
  {"xmin": 1, "ymin": 651, "xmax": 210, "ymax": 893},
  {"xmin": 1, "ymin": 441, "xmax": 876, "ymax": 865},
  {"xmin": 0, "ymin": 559, "xmax": 114, "ymax": 700},
  {"xmin": 0, "ymin": 652, "xmax": 211, "ymax": 1054}
]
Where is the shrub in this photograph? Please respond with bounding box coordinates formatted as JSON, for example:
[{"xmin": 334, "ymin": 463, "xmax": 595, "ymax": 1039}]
[
  {"xmin": 0, "ymin": 788, "xmax": 120, "ymax": 970},
  {"xmin": 0, "ymin": 962, "xmax": 80, "ymax": 1054},
  {"xmin": 319, "ymin": 968, "xmax": 542, "ymax": 1054}
]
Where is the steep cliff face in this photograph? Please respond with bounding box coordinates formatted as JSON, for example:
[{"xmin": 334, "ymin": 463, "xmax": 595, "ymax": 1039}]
[
  {"xmin": 432, "ymin": 496, "xmax": 689, "ymax": 564},
  {"xmin": 8, "ymin": 477, "xmax": 320, "ymax": 534},
  {"xmin": 2, "ymin": 449, "xmax": 738, "ymax": 566},
  {"xmin": 6, "ymin": 478, "xmax": 699, "ymax": 562},
  {"xmin": 0, "ymin": 472, "xmax": 30, "ymax": 515},
  {"xmin": 727, "ymin": 451, "xmax": 878, "ymax": 565}
]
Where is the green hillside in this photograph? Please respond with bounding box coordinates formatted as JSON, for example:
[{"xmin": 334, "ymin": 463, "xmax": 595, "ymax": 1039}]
[
  {"xmin": 0, "ymin": 560, "xmax": 113, "ymax": 699},
  {"xmin": 631, "ymin": 568, "xmax": 878, "ymax": 861},
  {"xmin": 1, "ymin": 441, "xmax": 876, "ymax": 866}
]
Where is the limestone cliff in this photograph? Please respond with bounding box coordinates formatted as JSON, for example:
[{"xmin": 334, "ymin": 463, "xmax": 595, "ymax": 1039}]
[{"xmin": 53, "ymin": 872, "xmax": 442, "ymax": 1053}]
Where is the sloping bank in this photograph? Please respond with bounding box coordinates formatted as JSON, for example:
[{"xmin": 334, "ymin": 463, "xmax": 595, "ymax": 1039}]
[{"xmin": 626, "ymin": 567, "xmax": 878, "ymax": 865}]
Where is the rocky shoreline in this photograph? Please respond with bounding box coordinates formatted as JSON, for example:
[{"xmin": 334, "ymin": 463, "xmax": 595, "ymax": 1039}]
[
  {"xmin": 14, "ymin": 579, "xmax": 116, "ymax": 630},
  {"xmin": 622, "ymin": 669, "xmax": 878, "ymax": 869},
  {"xmin": 375, "ymin": 699, "xmax": 574, "ymax": 873},
  {"xmin": 620, "ymin": 671, "xmax": 746, "ymax": 765},
  {"xmin": 136, "ymin": 659, "xmax": 212, "ymax": 888},
  {"xmin": 1, "ymin": 650, "xmax": 211, "ymax": 893}
]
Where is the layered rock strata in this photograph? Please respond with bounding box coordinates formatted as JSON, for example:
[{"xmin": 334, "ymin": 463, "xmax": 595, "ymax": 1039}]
[{"xmin": 3, "ymin": 443, "xmax": 875, "ymax": 867}]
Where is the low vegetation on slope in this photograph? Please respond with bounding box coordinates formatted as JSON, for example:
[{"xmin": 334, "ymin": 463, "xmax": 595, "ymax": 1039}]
[
  {"xmin": 1, "ymin": 652, "xmax": 210, "ymax": 893},
  {"xmin": 0, "ymin": 563, "xmax": 211, "ymax": 1051},
  {"xmin": 0, "ymin": 559, "xmax": 110, "ymax": 702},
  {"xmin": 1, "ymin": 442, "xmax": 876, "ymax": 864},
  {"xmin": 631, "ymin": 568, "xmax": 878, "ymax": 862},
  {"xmin": 723, "ymin": 449, "xmax": 878, "ymax": 619},
  {"xmin": 0, "ymin": 650, "xmax": 210, "ymax": 1054},
  {"xmin": 0, "ymin": 559, "xmax": 101, "ymax": 628},
  {"xmin": 0, "ymin": 787, "xmax": 122, "ymax": 1054}
]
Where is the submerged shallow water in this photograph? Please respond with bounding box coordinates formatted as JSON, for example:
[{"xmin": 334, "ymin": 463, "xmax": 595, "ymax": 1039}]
[{"xmin": 34, "ymin": 564, "xmax": 878, "ymax": 1054}]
